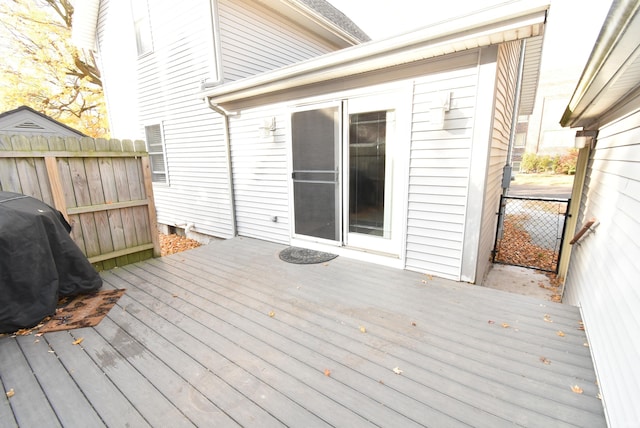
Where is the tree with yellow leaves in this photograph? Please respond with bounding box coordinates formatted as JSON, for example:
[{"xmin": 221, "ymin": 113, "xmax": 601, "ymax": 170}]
[{"xmin": 0, "ymin": 0, "xmax": 109, "ymax": 137}]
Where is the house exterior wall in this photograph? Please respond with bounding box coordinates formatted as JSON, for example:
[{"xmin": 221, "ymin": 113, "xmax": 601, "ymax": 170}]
[
  {"xmin": 405, "ymin": 60, "xmax": 483, "ymax": 280},
  {"xmin": 474, "ymin": 40, "xmax": 522, "ymax": 284},
  {"xmin": 217, "ymin": 0, "xmax": 341, "ymax": 83},
  {"xmin": 225, "ymin": 48, "xmax": 513, "ymax": 281},
  {"xmin": 95, "ymin": 0, "xmax": 351, "ymax": 240},
  {"xmin": 563, "ymin": 106, "xmax": 640, "ymax": 426},
  {"xmin": 228, "ymin": 106, "xmax": 291, "ymax": 244}
]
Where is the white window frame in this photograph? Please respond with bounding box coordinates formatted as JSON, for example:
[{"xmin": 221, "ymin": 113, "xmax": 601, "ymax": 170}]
[
  {"xmin": 131, "ymin": 0, "xmax": 153, "ymax": 57},
  {"xmin": 144, "ymin": 123, "xmax": 168, "ymax": 184}
]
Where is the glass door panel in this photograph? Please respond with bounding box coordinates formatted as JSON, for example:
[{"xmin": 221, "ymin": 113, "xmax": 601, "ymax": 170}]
[
  {"xmin": 291, "ymin": 106, "xmax": 340, "ymax": 242},
  {"xmin": 349, "ymin": 111, "xmax": 388, "ymax": 238},
  {"xmin": 344, "ymin": 93, "xmax": 402, "ymax": 256}
]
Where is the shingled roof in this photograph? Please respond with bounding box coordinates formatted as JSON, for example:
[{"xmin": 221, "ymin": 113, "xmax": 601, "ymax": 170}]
[{"xmin": 295, "ymin": 0, "xmax": 370, "ymax": 42}]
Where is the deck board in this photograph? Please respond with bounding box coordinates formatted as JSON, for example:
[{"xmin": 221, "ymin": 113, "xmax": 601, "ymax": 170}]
[
  {"xmin": 15, "ymin": 335, "xmax": 105, "ymax": 428},
  {"xmin": 0, "ymin": 237, "xmax": 606, "ymax": 427}
]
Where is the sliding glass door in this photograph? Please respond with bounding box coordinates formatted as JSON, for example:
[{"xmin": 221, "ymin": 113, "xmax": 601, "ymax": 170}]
[{"xmin": 290, "ymin": 92, "xmax": 405, "ymax": 256}]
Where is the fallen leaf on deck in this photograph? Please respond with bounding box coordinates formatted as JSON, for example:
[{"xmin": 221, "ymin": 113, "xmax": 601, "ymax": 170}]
[
  {"xmin": 539, "ymin": 357, "xmax": 551, "ymax": 365},
  {"xmin": 501, "ymin": 323, "xmax": 510, "ymax": 328},
  {"xmin": 324, "ymin": 369, "xmax": 331, "ymax": 377},
  {"xmin": 393, "ymin": 367, "xmax": 403, "ymax": 375},
  {"xmin": 487, "ymin": 320, "xmax": 495, "ymax": 324},
  {"xmin": 597, "ymin": 392, "xmax": 602, "ymax": 400},
  {"xmin": 544, "ymin": 314, "xmax": 553, "ymax": 322},
  {"xmin": 556, "ymin": 330, "xmax": 565, "ymax": 337},
  {"xmin": 571, "ymin": 385, "xmax": 583, "ymax": 394},
  {"xmin": 6, "ymin": 388, "xmax": 14, "ymax": 398},
  {"xmin": 411, "ymin": 322, "xmax": 417, "ymax": 327},
  {"xmin": 583, "ymin": 342, "xmax": 589, "ymax": 347},
  {"xmin": 268, "ymin": 311, "xmax": 275, "ymax": 318},
  {"xmin": 359, "ymin": 326, "xmax": 366, "ymax": 333},
  {"xmin": 72, "ymin": 337, "xmax": 84, "ymax": 345}
]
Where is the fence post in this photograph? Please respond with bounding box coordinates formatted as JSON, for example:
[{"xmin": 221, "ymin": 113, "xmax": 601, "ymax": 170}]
[{"xmin": 140, "ymin": 155, "xmax": 160, "ymax": 257}]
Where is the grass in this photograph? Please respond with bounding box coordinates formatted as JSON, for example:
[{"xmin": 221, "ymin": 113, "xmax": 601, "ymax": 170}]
[{"xmin": 512, "ymin": 173, "xmax": 574, "ymax": 186}]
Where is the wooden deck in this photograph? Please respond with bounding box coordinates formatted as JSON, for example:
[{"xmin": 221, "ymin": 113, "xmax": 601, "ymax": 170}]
[{"xmin": 0, "ymin": 237, "xmax": 606, "ymax": 427}]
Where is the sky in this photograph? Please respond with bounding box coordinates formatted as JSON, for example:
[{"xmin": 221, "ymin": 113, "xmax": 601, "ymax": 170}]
[
  {"xmin": 327, "ymin": 0, "xmax": 613, "ymax": 82},
  {"xmin": 327, "ymin": 0, "xmax": 514, "ymax": 40}
]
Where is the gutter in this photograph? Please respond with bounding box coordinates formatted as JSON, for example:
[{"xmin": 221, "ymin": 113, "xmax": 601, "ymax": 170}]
[
  {"xmin": 205, "ymin": 99, "xmax": 238, "ymax": 237},
  {"xmin": 203, "ymin": 0, "xmax": 549, "ymax": 104},
  {"xmin": 561, "ymin": 0, "xmax": 640, "ymax": 127}
]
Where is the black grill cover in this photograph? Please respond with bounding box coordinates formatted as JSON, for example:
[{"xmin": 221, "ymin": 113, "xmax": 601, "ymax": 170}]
[{"xmin": 0, "ymin": 192, "xmax": 102, "ymax": 333}]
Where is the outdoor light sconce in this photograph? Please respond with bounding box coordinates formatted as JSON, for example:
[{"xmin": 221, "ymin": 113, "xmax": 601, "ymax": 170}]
[
  {"xmin": 259, "ymin": 117, "xmax": 276, "ymax": 139},
  {"xmin": 430, "ymin": 91, "xmax": 451, "ymax": 129},
  {"xmin": 574, "ymin": 130, "xmax": 597, "ymax": 149}
]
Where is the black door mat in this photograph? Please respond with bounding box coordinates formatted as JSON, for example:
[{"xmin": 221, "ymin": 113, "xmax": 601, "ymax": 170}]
[{"xmin": 279, "ymin": 247, "xmax": 338, "ymax": 264}]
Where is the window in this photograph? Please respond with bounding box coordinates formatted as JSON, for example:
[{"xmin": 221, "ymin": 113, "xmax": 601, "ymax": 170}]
[
  {"xmin": 145, "ymin": 124, "xmax": 167, "ymax": 183},
  {"xmin": 131, "ymin": 0, "xmax": 152, "ymax": 56}
]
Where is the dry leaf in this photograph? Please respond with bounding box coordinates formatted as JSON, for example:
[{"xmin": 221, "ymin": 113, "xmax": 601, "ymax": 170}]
[
  {"xmin": 544, "ymin": 314, "xmax": 553, "ymax": 322},
  {"xmin": 411, "ymin": 322, "xmax": 417, "ymax": 327},
  {"xmin": 6, "ymin": 388, "xmax": 14, "ymax": 398},
  {"xmin": 597, "ymin": 392, "xmax": 602, "ymax": 400},
  {"xmin": 392, "ymin": 367, "xmax": 403, "ymax": 375},
  {"xmin": 571, "ymin": 385, "xmax": 583, "ymax": 394},
  {"xmin": 583, "ymin": 342, "xmax": 590, "ymax": 347},
  {"xmin": 501, "ymin": 323, "xmax": 510, "ymax": 328},
  {"xmin": 359, "ymin": 326, "xmax": 366, "ymax": 333},
  {"xmin": 72, "ymin": 337, "xmax": 84, "ymax": 345},
  {"xmin": 487, "ymin": 320, "xmax": 495, "ymax": 324},
  {"xmin": 539, "ymin": 357, "xmax": 551, "ymax": 365},
  {"xmin": 324, "ymin": 369, "xmax": 331, "ymax": 377},
  {"xmin": 268, "ymin": 311, "xmax": 275, "ymax": 318},
  {"xmin": 556, "ymin": 330, "xmax": 565, "ymax": 337}
]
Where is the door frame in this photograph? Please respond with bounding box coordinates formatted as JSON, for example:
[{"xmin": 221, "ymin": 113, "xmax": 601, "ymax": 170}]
[{"xmin": 287, "ymin": 83, "xmax": 412, "ymax": 264}]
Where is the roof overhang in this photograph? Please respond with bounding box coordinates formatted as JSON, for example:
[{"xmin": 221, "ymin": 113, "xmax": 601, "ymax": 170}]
[
  {"xmin": 253, "ymin": 0, "xmax": 368, "ymax": 46},
  {"xmin": 204, "ymin": 0, "xmax": 549, "ymax": 106},
  {"xmin": 561, "ymin": 0, "xmax": 640, "ymax": 129}
]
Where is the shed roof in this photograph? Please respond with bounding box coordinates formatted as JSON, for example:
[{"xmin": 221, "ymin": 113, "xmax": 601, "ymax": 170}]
[
  {"xmin": 0, "ymin": 105, "xmax": 86, "ymax": 137},
  {"xmin": 203, "ymin": 0, "xmax": 549, "ymax": 106},
  {"xmin": 561, "ymin": 0, "xmax": 640, "ymax": 128}
]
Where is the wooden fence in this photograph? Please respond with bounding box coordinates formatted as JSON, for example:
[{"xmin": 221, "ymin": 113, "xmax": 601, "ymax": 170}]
[{"xmin": 0, "ymin": 134, "xmax": 160, "ymax": 270}]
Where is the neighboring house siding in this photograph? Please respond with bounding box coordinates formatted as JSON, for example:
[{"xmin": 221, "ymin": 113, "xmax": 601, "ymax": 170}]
[
  {"xmin": 228, "ymin": 107, "xmax": 290, "ymax": 244},
  {"xmin": 217, "ymin": 0, "xmax": 339, "ymax": 82},
  {"xmin": 563, "ymin": 107, "xmax": 640, "ymax": 426},
  {"xmin": 405, "ymin": 58, "xmax": 480, "ymax": 280},
  {"xmin": 476, "ymin": 41, "xmax": 522, "ymax": 283}
]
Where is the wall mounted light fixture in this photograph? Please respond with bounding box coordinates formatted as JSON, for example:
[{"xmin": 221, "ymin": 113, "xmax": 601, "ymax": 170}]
[{"xmin": 430, "ymin": 91, "xmax": 451, "ymax": 129}]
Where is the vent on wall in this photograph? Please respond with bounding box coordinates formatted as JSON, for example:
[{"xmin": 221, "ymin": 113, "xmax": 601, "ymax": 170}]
[{"xmin": 14, "ymin": 121, "xmax": 46, "ymax": 130}]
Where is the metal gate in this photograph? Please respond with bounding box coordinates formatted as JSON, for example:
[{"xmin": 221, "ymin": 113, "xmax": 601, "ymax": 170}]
[{"xmin": 492, "ymin": 195, "xmax": 571, "ymax": 273}]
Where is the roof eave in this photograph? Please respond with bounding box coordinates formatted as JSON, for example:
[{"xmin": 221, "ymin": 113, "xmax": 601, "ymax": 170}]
[
  {"xmin": 252, "ymin": 0, "xmax": 368, "ymax": 47},
  {"xmin": 204, "ymin": 0, "xmax": 549, "ymax": 105},
  {"xmin": 561, "ymin": 0, "xmax": 640, "ymax": 129}
]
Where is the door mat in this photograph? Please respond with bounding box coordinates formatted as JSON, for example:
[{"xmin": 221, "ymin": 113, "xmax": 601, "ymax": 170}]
[
  {"xmin": 279, "ymin": 247, "xmax": 338, "ymax": 264},
  {"xmin": 38, "ymin": 289, "xmax": 126, "ymax": 333}
]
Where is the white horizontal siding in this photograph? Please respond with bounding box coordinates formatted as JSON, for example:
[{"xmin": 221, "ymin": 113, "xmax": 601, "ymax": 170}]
[
  {"xmin": 405, "ymin": 67, "xmax": 480, "ymax": 280},
  {"xmin": 134, "ymin": 1, "xmax": 234, "ymax": 238},
  {"xmin": 217, "ymin": 0, "xmax": 338, "ymax": 82},
  {"xmin": 476, "ymin": 41, "xmax": 521, "ymax": 283},
  {"xmin": 563, "ymin": 107, "xmax": 640, "ymax": 427},
  {"xmin": 228, "ymin": 107, "xmax": 290, "ymax": 244}
]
